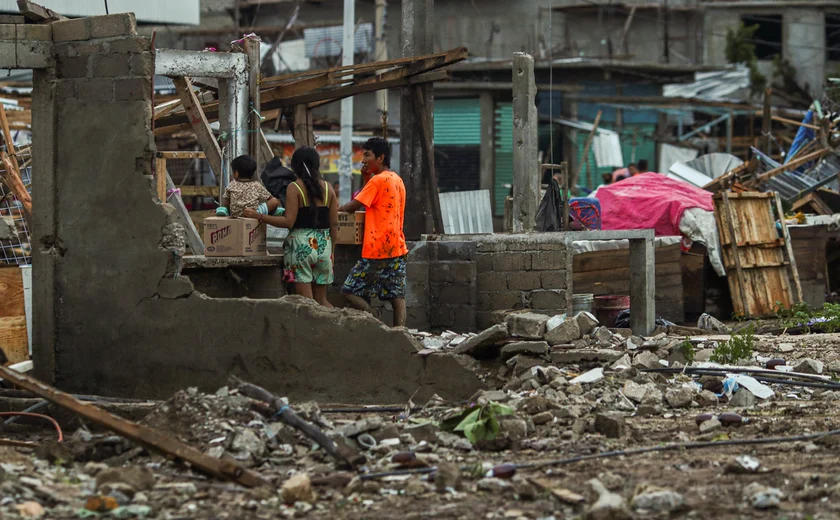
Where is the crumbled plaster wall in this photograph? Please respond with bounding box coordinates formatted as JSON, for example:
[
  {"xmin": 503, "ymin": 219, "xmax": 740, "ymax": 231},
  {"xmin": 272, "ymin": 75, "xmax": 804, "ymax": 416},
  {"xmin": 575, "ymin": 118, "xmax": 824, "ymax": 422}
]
[{"xmin": 30, "ymin": 13, "xmax": 483, "ymax": 403}]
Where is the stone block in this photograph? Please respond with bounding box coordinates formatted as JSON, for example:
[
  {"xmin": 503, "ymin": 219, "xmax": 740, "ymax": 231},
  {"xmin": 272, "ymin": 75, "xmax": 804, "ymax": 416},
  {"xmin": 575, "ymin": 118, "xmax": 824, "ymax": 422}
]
[
  {"xmin": 594, "ymin": 413, "xmax": 625, "ymax": 438},
  {"xmin": 477, "ymin": 271, "xmax": 507, "ymax": 292},
  {"xmin": 57, "ymin": 55, "xmax": 88, "ymax": 79},
  {"xmin": 531, "ymin": 251, "xmax": 566, "ymax": 270},
  {"xmin": 575, "ymin": 311, "xmax": 599, "ymax": 335},
  {"xmin": 544, "ymin": 318, "xmax": 581, "ymax": 345},
  {"xmin": 501, "ymin": 341, "xmax": 549, "ymax": 359},
  {"xmin": 476, "ymin": 241, "xmax": 506, "ymax": 253},
  {"xmin": 75, "ymin": 78, "xmax": 115, "ymax": 102},
  {"xmin": 53, "ymin": 18, "xmax": 90, "ymax": 42},
  {"xmin": 539, "ymin": 242, "xmax": 566, "ymax": 250},
  {"xmin": 130, "ymin": 52, "xmax": 153, "ymax": 77},
  {"xmin": 453, "ymin": 323, "xmax": 508, "ymax": 357},
  {"xmin": 530, "ymin": 289, "xmax": 566, "ymax": 310},
  {"xmin": 478, "ymin": 291, "xmax": 523, "ymax": 311},
  {"xmin": 476, "ymin": 254, "xmax": 493, "ymax": 271},
  {"xmin": 18, "ymin": 24, "xmax": 52, "ymax": 41},
  {"xmin": 93, "ymin": 54, "xmax": 132, "ymax": 77},
  {"xmin": 540, "ymin": 270, "xmax": 568, "ymax": 289},
  {"xmin": 65, "ymin": 41, "xmax": 106, "ymax": 57},
  {"xmin": 492, "ymin": 252, "xmax": 531, "ymax": 271},
  {"xmin": 550, "ymin": 349, "xmax": 623, "ymax": 364},
  {"xmin": 432, "ymin": 241, "xmax": 476, "ymax": 261},
  {"xmin": 506, "ymin": 271, "xmax": 541, "ymax": 291},
  {"xmin": 12, "ymin": 40, "xmax": 52, "ymax": 68},
  {"xmin": 433, "ymin": 284, "xmax": 474, "ymax": 305},
  {"xmin": 89, "ymin": 13, "xmax": 137, "ymax": 39},
  {"xmin": 109, "ymin": 37, "xmax": 150, "ymax": 54},
  {"xmin": 506, "ymin": 312, "xmax": 550, "ymax": 339},
  {"xmin": 0, "ymin": 25, "xmax": 18, "ymax": 40},
  {"xmin": 429, "ymin": 262, "xmax": 476, "ymax": 284},
  {"xmin": 115, "ymin": 78, "xmax": 151, "ymax": 101}
]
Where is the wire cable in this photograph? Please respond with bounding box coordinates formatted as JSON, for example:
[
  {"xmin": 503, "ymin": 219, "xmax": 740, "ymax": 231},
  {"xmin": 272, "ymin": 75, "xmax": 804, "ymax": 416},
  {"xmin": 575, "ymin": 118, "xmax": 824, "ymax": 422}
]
[{"xmin": 0, "ymin": 412, "xmax": 63, "ymax": 443}]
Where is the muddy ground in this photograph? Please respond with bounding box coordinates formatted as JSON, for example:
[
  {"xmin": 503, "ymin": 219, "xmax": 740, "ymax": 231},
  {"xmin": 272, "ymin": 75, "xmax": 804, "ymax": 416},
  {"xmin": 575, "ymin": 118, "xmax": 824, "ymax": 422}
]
[{"xmin": 2, "ymin": 331, "xmax": 840, "ymax": 519}]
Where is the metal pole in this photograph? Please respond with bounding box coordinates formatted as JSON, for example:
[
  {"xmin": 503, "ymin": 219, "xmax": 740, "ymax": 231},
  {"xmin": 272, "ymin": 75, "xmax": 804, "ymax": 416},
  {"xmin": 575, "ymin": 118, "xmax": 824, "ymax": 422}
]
[
  {"xmin": 375, "ymin": 0, "xmax": 388, "ymax": 121},
  {"xmin": 339, "ymin": 0, "xmax": 356, "ymax": 204}
]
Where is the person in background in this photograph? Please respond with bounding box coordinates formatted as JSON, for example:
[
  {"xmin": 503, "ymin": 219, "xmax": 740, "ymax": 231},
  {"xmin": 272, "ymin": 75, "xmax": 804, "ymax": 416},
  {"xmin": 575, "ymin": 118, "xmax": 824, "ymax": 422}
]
[
  {"xmin": 244, "ymin": 147, "xmax": 338, "ymax": 307},
  {"xmin": 337, "ymin": 137, "xmax": 408, "ymax": 327},
  {"xmin": 612, "ymin": 163, "xmax": 636, "ymax": 183},
  {"xmin": 332, "ymin": 181, "xmax": 340, "ymax": 193},
  {"xmin": 636, "ymin": 159, "xmax": 650, "ymax": 175}
]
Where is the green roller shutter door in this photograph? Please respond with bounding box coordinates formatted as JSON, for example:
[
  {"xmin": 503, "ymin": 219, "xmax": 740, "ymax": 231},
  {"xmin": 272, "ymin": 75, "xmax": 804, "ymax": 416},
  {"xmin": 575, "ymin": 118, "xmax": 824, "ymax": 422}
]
[
  {"xmin": 434, "ymin": 98, "xmax": 481, "ymax": 145},
  {"xmin": 494, "ymin": 102, "xmax": 513, "ymax": 216}
]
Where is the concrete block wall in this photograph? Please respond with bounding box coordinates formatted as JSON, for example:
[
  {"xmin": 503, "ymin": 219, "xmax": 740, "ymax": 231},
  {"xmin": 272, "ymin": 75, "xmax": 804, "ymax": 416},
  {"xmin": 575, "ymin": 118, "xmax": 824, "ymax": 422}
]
[{"xmin": 427, "ymin": 242, "xmax": 477, "ymax": 332}]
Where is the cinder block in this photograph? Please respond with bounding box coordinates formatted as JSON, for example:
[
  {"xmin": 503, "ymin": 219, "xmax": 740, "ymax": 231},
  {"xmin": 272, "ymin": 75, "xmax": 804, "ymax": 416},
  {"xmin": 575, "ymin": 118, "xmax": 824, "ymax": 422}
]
[
  {"xmin": 404, "ymin": 281, "xmax": 427, "ymax": 308},
  {"xmin": 432, "ymin": 284, "xmax": 474, "ymax": 306},
  {"xmin": 507, "ymin": 271, "xmax": 541, "ymax": 291},
  {"xmin": 55, "ymin": 79, "xmax": 76, "ymax": 100},
  {"xmin": 406, "ymin": 262, "xmax": 428, "ymax": 283},
  {"xmin": 56, "ymin": 55, "xmax": 88, "ymax": 79},
  {"xmin": 0, "ymin": 24, "xmax": 18, "ymax": 40},
  {"xmin": 539, "ymin": 243, "xmax": 565, "ymax": 250},
  {"xmin": 476, "ymin": 254, "xmax": 493, "ymax": 271},
  {"xmin": 492, "ymin": 252, "xmax": 532, "ymax": 272},
  {"xmin": 430, "ymin": 305, "xmax": 455, "ymax": 328},
  {"xmin": 92, "ymin": 54, "xmax": 132, "ymax": 77},
  {"xmin": 430, "ymin": 262, "xmax": 476, "ymax": 284},
  {"xmin": 407, "ymin": 241, "xmax": 429, "ymax": 262},
  {"xmin": 53, "ymin": 18, "xmax": 90, "ymax": 42},
  {"xmin": 531, "ymin": 251, "xmax": 566, "ymax": 270},
  {"xmin": 432, "ymin": 241, "xmax": 476, "ymax": 261},
  {"xmin": 68, "ymin": 42, "xmax": 106, "ymax": 56},
  {"xmin": 540, "ymin": 270, "xmax": 568, "ymax": 290},
  {"xmin": 14, "ymin": 40, "xmax": 52, "ymax": 68},
  {"xmin": 18, "ymin": 24, "xmax": 52, "ymax": 41},
  {"xmin": 74, "ymin": 78, "xmax": 114, "ymax": 102},
  {"xmin": 478, "ymin": 291, "xmax": 523, "ymax": 311},
  {"xmin": 530, "ymin": 289, "xmax": 567, "ymax": 310},
  {"xmin": 89, "ymin": 13, "xmax": 137, "ymax": 39},
  {"xmin": 452, "ymin": 306, "xmax": 476, "ymax": 332},
  {"xmin": 115, "ymin": 78, "xmax": 151, "ymax": 101},
  {"xmin": 476, "ymin": 241, "xmax": 506, "ymax": 253},
  {"xmin": 109, "ymin": 36, "xmax": 150, "ymax": 54},
  {"xmin": 477, "ymin": 271, "xmax": 506, "ymax": 292},
  {"xmin": 129, "ymin": 52, "xmax": 153, "ymax": 77}
]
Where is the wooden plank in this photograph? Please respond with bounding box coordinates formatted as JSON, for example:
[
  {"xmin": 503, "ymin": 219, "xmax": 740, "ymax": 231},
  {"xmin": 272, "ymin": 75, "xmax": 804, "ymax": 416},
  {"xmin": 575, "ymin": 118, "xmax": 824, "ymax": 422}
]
[
  {"xmin": 415, "ymin": 91, "xmax": 444, "ymax": 234},
  {"xmin": 772, "ymin": 115, "xmax": 820, "ymax": 131},
  {"xmin": 244, "ymin": 39, "xmax": 262, "ymax": 166},
  {"xmin": 0, "ymin": 267, "xmax": 24, "ymax": 316},
  {"xmin": 574, "ymin": 262, "xmax": 682, "ymax": 287},
  {"xmin": 776, "ymin": 192, "xmax": 804, "ymax": 304},
  {"xmin": 157, "ymin": 151, "xmax": 206, "ymax": 159},
  {"xmin": 162, "ymin": 166, "xmax": 205, "ymax": 255},
  {"xmin": 16, "ymin": 0, "xmax": 67, "ymax": 22},
  {"xmin": 177, "ymin": 185, "xmax": 217, "ymax": 197},
  {"xmin": 0, "ymin": 152, "xmax": 31, "ymax": 218},
  {"xmin": 0, "ymin": 104, "xmax": 18, "ymax": 162},
  {"xmin": 573, "ymin": 274, "xmax": 682, "ymax": 298},
  {"xmin": 721, "ymin": 192, "xmax": 750, "ymax": 316},
  {"xmin": 172, "ymin": 77, "xmax": 223, "ymax": 183},
  {"xmin": 0, "ymin": 365, "xmax": 268, "ymax": 487},
  {"xmin": 292, "ymin": 104, "xmax": 315, "ymax": 148},
  {"xmin": 0, "ymin": 316, "xmax": 28, "ymax": 364},
  {"xmin": 574, "ymin": 244, "xmax": 681, "ymax": 272},
  {"xmin": 155, "ymin": 157, "xmax": 167, "ymax": 202}
]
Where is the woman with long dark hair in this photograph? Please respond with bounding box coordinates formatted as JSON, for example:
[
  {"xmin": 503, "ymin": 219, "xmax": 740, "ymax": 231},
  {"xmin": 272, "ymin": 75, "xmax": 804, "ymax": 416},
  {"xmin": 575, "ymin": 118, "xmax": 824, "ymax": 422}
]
[{"xmin": 244, "ymin": 147, "xmax": 338, "ymax": 306}]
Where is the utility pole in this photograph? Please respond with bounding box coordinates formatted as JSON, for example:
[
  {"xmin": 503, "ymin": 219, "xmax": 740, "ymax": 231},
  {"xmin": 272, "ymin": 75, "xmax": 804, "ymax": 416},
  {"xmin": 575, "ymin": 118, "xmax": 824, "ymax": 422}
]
[
  {"xmin": 339, "ymin": 0, "xmax": 355, "ymax": 204},
  {"xmin": 375, "ymin": 0, "xmax": 389, "ymax": 133},
  {"xmin": 662, "ymin": 0, "xmax": 670, "ymax": 63}
]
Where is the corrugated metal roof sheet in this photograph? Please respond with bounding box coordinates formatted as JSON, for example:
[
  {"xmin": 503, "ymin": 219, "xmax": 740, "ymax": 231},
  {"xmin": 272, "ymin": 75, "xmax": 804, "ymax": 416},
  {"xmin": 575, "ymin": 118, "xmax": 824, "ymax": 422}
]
[
  {"xmin": 0, "ymin": 0, "xmax": 200, "ymax": 25},
  {"xmin": 304, "ymin": 23, "xmax": 373, "ymax": 58},
  {"xmin": 663, "ymin": 65, "xmax": 750, "ymax": 102},
  {"xmin": 439, "ymin": 190, "xmax": 494, "ymax": 234}
]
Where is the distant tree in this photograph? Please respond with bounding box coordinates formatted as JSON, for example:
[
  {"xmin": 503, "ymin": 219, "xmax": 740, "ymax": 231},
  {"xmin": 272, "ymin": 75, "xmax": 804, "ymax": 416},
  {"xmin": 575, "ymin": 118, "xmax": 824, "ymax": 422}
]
[{"xmin": 725, "ymin": 22, "xmax": 767, "ymax": 98}]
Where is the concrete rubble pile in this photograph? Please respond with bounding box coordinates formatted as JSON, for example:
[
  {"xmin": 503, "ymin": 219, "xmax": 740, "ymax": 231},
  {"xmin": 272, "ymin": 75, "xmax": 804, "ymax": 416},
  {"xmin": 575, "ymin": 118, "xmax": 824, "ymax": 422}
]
[{"xmin": 4, "ymin": 323, "xmax": 840, "ymax": 518}]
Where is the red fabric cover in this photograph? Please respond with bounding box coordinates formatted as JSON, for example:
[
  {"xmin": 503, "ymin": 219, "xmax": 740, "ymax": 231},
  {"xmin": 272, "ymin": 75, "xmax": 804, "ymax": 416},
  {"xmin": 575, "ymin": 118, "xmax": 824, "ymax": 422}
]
[{"xmin": 597, "ymin": 173, "xmax": 714, "ymax": 236}]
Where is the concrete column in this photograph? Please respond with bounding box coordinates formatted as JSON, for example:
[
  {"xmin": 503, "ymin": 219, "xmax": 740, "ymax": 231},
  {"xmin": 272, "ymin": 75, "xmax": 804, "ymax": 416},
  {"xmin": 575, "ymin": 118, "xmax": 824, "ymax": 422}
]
[
  {"xmin": 512, "ymin": 52, "xmax": 538, "ymax": 233},
  {"xmin": 479, "ymin": 92, "xmax": 495, "ymax": 195},
  {"xmin": 629, "ymin": 236, "xmax": 655, "ymax": 336},
  {"xmin": 785, "ymin": 9, "xmax": 825, "ymax": 99},
  {"xmin": 31, "ymin": 68, "xmax": 57, "ymax": 383},
  {"xmin": 400, "ymin": 0, "xmax": 434, "ymax": 240}
]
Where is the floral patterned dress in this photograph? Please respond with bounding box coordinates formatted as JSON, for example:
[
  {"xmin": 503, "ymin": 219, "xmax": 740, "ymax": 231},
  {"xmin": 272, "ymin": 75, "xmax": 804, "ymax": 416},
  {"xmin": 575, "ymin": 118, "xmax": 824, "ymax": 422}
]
[{"xmin": 282, "ymin": 181, "xmax": 333, "ymax": 285}]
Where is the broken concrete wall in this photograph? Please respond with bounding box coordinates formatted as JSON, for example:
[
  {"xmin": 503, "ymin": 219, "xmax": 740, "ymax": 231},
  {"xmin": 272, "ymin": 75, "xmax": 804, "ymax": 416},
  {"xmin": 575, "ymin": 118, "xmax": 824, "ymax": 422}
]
[{"xmin": 29, "ymin": 13, "xmax": 483, "ymax": 403}]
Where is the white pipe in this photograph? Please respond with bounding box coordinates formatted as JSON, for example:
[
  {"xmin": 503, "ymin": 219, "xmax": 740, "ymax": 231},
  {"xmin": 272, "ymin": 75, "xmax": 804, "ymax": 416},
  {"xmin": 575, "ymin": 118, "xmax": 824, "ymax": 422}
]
[{"xmin": 339, "ymin": 0, "xmax": 355, "ymax": 204}]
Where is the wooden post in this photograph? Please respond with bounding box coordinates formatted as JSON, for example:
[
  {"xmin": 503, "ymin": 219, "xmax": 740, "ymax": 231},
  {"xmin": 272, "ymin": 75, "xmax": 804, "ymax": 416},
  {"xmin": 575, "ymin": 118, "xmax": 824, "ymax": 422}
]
[
  {"xmin": 156, "ymin": 156, "xmax": 167, "ymax": 202},
  {"xmin": 400, "ymin": 0, "xmax": 435, "ymax": 239},
  {"xmin": 629, "ymin": 235, "xmax": 655, "ymax": 336},
  {"xmin": 292, "ymin": 104, "xmax": 315, "ymax": 148},
  {"xmin": 775, "ymin": 193, "xmax": 804, "ymax": 304},
  {"xmin": 576, "ymin": 110, "xmax": 602, "ymax": 192},
  {"xmin": 762, "ymin": 88, "xmax": 773, "ymax": 156},
  {"xmin": 244, "ymin": 38, "xmax": 262, "ymax": 170},
  {"xmin": 415, "ymin": 94, "xmax": 443, "ymax": 233}
]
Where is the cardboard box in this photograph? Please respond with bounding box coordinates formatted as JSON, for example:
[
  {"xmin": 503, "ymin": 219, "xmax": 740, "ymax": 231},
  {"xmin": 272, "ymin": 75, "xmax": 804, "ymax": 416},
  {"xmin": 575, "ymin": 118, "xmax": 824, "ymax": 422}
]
[
  {"xmin": 336, "ymin": 211, "xmax": 365, "ymax": 245},
  {"xmin": 203, "ymin": 217, "xmax": 267, "ymax": 257}
]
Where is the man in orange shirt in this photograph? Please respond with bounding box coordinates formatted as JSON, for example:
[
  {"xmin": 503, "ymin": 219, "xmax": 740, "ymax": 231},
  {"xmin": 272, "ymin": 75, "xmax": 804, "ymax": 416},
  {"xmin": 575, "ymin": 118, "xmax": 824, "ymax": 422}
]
[{"xmin": 338, "ymin": 137, "xmax": 408, "ymax": 327}]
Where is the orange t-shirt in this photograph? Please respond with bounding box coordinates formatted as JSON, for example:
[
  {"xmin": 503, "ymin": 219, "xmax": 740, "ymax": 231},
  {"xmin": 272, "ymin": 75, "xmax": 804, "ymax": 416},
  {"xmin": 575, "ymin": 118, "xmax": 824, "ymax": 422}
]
[{"xmin": 354, "ymin": 170, "xmax": 408, "ymax": 259}]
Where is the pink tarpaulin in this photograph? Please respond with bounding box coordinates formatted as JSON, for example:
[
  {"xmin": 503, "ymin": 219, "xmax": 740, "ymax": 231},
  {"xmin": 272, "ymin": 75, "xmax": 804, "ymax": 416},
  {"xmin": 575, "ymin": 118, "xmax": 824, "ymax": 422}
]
[{"xmin": 596, "ymin": 173, "xmax": 714, "ymax": 236}]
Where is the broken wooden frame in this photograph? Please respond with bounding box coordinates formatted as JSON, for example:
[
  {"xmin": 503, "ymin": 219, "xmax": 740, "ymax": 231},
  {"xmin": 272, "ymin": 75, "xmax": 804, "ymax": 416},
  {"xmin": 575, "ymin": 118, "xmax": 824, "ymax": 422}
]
[{"xmin": 0, "ymin": 364, "xmax": 268, "ymax": 487}]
